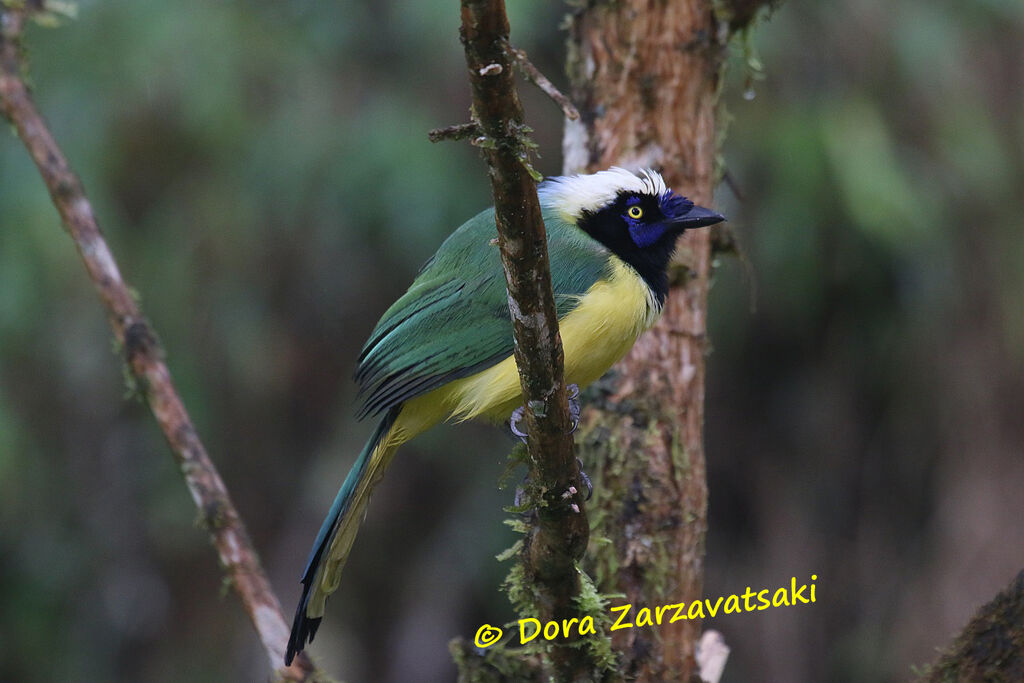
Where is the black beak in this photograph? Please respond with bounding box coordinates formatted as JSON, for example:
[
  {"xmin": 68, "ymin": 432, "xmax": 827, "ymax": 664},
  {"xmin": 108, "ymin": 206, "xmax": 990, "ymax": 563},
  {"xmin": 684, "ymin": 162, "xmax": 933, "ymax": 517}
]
[{"xmin": 669, "ymin": 204, "xmax": 726, "ymax": 230}]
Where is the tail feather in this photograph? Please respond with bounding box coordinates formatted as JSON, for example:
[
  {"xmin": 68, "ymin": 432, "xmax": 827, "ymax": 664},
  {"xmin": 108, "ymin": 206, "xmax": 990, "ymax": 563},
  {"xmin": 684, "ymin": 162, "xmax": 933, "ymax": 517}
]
[{"xmin": 285, "ymin": 406, "xmax": 401, "ymax": 666}]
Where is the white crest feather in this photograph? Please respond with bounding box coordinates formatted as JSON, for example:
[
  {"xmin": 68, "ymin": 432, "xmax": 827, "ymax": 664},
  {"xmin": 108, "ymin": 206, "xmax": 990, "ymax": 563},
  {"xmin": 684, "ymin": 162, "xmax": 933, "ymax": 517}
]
[{"xmin": 538, "ymin": 167, "xmax": 668, "ymax": 219}]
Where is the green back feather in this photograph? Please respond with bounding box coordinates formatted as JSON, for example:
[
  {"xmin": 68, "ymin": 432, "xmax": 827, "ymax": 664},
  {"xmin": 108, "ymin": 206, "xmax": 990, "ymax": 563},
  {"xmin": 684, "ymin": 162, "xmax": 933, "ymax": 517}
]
[{"xmin": 354, "ymin": 207, "xmax": 610, "ymax": 418}]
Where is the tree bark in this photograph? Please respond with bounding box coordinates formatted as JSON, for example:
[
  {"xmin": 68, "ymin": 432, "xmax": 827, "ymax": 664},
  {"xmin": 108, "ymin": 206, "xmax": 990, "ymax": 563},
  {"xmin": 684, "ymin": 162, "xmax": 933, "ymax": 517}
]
[{"xmin": 565, "ymin": 1, "xmax": 728, "ymax": 680}]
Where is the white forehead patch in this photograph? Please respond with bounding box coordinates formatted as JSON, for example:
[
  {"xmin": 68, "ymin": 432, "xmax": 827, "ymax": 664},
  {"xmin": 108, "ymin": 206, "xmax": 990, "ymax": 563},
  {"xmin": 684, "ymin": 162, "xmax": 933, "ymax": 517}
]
[{"xmin": 538, "ymin": 167, "xmax": 668, "ymax": 219}]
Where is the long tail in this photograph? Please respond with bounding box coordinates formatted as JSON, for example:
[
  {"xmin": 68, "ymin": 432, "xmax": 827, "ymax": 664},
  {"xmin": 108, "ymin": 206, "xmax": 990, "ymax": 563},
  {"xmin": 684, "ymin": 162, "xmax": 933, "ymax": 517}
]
[{"xmin": 285, "ymin": 405, "xmax": 402, "ymax": 665}]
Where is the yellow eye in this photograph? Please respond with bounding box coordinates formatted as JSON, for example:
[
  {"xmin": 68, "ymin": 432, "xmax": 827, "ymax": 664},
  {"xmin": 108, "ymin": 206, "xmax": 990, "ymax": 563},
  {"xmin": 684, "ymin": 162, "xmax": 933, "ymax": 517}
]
[{"xmin": 627, "ymin": 205, "xmax": 643, "ymax": 219}]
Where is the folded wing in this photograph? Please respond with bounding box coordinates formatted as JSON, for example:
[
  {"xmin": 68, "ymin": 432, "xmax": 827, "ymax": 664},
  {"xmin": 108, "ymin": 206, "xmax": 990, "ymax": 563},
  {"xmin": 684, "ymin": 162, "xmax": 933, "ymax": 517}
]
[{"xmin": 354, "ymin": 208, "xmax": 609, "ymax": 419}]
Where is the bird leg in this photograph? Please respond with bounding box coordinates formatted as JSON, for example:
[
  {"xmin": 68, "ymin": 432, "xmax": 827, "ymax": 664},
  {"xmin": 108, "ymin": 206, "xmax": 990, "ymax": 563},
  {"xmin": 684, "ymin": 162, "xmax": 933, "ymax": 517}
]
[{"xmin": 509, "ymin": 385, "xmax": 590, "ymax": 513}]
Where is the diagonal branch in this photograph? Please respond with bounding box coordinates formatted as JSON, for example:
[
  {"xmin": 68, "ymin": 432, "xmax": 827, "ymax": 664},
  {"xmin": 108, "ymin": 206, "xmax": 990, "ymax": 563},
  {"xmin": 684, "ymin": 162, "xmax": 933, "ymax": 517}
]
[
  {"xmin": 509, "ymin": 46, "xmax": 580, "ymax": 121},
  {"xmin": 0, "ymin": 6, "xmax": 315, "ymax": 680},
  {"xmin": 457, "ymin": 0, "xmax": 594, "ymax": 678}
]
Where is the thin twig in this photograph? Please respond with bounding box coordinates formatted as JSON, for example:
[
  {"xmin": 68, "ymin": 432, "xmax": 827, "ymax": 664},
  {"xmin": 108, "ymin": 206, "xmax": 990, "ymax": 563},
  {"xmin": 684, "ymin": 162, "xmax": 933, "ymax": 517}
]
[
  {"xmin": 509, "ymin": 45, "xmax": 580, "ymax": 121},
  {"xmin": 0, "ymin": 6, "xmax": 315, "ymax": 680},
  {"xmin": 459, "ymin": 0, "xmax": 594, "ymax": 679},
  {"xmin": 719, "ymin": 0, "xmax": 778, "ymax": 31},
  {"xmin": 428, "ymin": 121, "xmax": 480, "ymax": 143},
  {"xmin": 722, "ymin": 168, "xmax": 744, "ymax": 202}
]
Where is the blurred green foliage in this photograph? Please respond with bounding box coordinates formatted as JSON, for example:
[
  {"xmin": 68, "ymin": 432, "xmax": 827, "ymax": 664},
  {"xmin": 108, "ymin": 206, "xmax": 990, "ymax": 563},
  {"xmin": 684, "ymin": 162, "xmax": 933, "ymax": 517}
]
[
  {"xmin": 708, "ymin": 2, "xmax": 1024, "ymax": 680},
  {"xmin": 1, "ymin": 0, "xmax": 1022, "ymax": 681}
]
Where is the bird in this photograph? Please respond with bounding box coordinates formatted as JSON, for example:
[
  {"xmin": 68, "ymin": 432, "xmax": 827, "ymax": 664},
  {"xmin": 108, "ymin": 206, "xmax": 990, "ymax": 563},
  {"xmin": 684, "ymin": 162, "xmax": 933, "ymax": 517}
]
[{"xmin": 285, "ymin": 167, "xmax": 725, "ymax": 665}]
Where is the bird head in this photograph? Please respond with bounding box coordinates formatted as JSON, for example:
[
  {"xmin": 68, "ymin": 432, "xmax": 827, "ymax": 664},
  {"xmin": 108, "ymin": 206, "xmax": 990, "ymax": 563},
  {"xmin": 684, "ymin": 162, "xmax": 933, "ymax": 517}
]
[{"xmin": 538, "ymin": 167, "xmax": 725, "ymax": 251}]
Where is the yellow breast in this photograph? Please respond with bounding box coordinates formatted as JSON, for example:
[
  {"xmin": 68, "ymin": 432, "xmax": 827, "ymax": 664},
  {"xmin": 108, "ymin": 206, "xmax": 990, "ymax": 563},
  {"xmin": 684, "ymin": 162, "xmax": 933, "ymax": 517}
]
[
  {"xmin": 560, "ymin": 257, "xmax": 661, "ymax": 390},
  {"xmin": 393, "ymin": 257, "xmax": 659, "ymax": 440}
]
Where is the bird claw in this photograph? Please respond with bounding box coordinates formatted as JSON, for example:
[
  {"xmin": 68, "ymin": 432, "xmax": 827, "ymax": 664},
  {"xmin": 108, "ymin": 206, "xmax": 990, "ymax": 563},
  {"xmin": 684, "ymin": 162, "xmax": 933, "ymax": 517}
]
[
  {"xmin": 508, "ymin": 384, "xmax": 582, "ymax": 442},
  {"xmin": 513, "ymin": 483, "xmax": 527, "ymax": 511},
  {"xmin": 561, "ymin": 484, "xmax": 582, "ymax": 514},
  {"xmin": 563, "ymin": 459, "xmax": 593, "ymax": 513},
  {"xmin": 566, "ymin": 383, "xmax": 582, "ymax": 433},
  {"xmin": 525, "ymin": 459, "xmax": 592, "ymax": 515},
  {"xmin": 509, "ymin": 406, "xmax": 528, "ymax": 443},
  {"xmin": 576, "ymin": 457, "xmax": 593, "ymax": 502}
]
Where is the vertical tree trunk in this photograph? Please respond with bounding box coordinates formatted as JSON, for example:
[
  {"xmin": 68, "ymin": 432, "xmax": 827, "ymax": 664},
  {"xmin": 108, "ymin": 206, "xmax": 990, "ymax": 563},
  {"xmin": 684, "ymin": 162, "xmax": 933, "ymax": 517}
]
[{"xmin": 565, "ymin": 2, "xmax": 724, "ymax": 680}]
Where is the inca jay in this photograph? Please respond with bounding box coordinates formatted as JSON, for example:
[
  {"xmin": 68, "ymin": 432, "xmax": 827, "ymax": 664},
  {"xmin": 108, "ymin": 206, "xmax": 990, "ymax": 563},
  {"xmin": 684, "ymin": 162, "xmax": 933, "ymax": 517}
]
[{"xmin": 285, "ymin": 167, "xmax": 724, "ymax": 664}]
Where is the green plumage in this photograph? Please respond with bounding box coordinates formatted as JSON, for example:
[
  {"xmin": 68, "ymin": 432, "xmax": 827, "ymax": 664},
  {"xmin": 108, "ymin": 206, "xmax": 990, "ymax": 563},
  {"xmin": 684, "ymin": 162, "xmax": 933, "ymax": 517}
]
[{"xmin": 354, "ymin": 207, "xmax": 611, "ymax": 419}]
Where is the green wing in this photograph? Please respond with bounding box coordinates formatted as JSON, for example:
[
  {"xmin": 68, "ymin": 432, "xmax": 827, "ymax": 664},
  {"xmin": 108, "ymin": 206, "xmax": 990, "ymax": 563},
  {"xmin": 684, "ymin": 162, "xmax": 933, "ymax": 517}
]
[{"xmin": 354, "ymin": 207, "xmax": 609, "ymax": 418}]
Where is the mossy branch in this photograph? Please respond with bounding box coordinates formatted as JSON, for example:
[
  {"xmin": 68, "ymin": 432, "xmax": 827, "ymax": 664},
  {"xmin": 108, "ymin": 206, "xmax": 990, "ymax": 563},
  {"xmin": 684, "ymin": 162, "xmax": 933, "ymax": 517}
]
[
  {"xmin": 452, "ymin": 0, "xmax": 601, "ymax": 679},
  {"xmin": 918, "ymin": 569, "xmax": 1024, "ymax": 682}
]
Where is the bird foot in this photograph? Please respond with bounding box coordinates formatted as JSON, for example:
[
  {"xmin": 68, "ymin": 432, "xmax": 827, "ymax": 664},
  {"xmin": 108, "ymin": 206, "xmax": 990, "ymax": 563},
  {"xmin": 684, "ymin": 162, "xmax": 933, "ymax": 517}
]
[
  {"xmin": 509, "ymin": 385, "xmax": 589, "ymax": 513},
  {"xmin": 575, "ymin": 457, "xmax": 593, "ymax": 501},
  {"xmin": 561, "ymin": 487, "xmax": 581, "ymax": 514},
  {"xmin": 509, "ymin": 405, "xmax": 528, "ymax": 443},
  {"xmin": 508, "ymin": 384, "xmax": 581, "ymax": 443},
  {"xmin": 514, "ymin": 458, "xmax": 593, "ymax": 514},
  {"xmin": 567, "ymin": 383, "xmax": 582, "ymax": 432}
]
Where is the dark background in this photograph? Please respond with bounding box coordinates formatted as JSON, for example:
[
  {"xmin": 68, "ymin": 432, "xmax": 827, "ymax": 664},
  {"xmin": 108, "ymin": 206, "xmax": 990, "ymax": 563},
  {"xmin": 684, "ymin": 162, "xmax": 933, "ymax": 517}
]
[{"xmin": 1, "ymin": 1, "xmax": 1022, "ymax": 681}]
